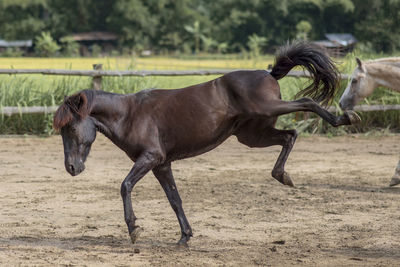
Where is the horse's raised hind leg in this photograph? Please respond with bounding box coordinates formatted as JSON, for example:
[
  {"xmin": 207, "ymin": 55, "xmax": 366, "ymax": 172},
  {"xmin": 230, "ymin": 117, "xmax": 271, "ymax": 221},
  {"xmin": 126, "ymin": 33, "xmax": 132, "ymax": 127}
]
[
  {"xmin": 389, "ymin": 160, "xmax": 400, "ymax": 186},
  {"xmin": 153, "ymin": 163, "xmax": 193, "ymax": 246},
  {"xmin": 236, "ymin": 126, "xmax": 297, "ymax": 187},
  {"xmin": 264, "ymin": 98, "xmax": 361, "ymax": 127},
  {"xmin": 121, "ymin": 152, "xmax": 161, "ymax": 244}
]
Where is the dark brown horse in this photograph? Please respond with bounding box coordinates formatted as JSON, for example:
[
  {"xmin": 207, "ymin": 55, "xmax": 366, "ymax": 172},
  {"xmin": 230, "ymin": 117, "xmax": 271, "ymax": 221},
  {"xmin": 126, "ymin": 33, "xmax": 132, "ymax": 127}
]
[{"xmin": 53, "ymin": 42, "xmax": 360, "ymax": 246}]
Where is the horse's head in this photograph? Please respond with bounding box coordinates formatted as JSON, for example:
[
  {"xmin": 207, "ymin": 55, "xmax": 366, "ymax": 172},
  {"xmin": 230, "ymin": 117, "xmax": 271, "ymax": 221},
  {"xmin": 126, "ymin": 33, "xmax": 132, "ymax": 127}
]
[
  {"xmin": 339, "ymin": 58, "xmax": 375, "ymax": 110},
  {"xmin": 53, "ymin": 91, "xmax": 96, "ymax": 176}
]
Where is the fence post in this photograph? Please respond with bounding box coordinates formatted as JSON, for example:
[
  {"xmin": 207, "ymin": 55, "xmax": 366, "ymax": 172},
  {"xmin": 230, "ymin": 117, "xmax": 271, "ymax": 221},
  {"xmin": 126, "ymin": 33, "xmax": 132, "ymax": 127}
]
[{"xmin": 92, "ymin": 64, "xmax": 103, "ymax": 90}]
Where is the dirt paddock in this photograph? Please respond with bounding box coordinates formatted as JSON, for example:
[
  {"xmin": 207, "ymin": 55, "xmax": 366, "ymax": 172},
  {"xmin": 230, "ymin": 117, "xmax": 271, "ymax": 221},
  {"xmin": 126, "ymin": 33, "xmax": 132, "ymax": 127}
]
[{"xmin": 0, "ymin": 134, "xmax": 399, "ymax": 266}]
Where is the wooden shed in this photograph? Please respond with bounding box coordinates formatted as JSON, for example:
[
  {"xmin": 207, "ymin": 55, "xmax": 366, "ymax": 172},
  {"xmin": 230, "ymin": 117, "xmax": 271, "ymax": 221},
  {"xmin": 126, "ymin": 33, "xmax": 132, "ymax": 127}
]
[
  {"xmin": 66, "ymin": 31, "xmax": 118, "ymax": 56},
  {"xmin": 313, "ymin": 33, "xmax": 357, "ymax": 57},
  {"xmin": 0, "ymin": 39, "xmax": 32, "ymax": 53}
]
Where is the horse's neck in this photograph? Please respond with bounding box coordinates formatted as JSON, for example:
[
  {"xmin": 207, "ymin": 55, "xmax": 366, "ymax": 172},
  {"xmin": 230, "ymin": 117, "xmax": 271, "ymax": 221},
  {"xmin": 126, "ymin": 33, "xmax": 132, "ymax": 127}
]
[
  {"xmin": 90, "ymin": 93, "xmax": 131, "ymax": 139},
  {"xmin": 366, "ymin": 63, "xmax": 400, "ymax": 92}
]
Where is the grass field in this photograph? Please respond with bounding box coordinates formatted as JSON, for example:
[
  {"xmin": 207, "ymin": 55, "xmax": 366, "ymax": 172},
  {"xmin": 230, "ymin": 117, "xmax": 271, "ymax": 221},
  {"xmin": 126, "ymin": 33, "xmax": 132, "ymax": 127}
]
[
  {"xmin": 0, "ymin": 56, "xmax": 275, "ymax": 70},
  {"xmin": 0, "ymin": 54, "xmax": 399, "ymax": 135}
]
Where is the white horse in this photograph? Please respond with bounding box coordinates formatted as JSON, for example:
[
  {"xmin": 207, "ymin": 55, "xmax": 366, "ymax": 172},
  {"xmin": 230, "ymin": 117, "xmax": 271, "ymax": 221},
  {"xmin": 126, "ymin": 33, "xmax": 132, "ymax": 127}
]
[{"xmin": 339, "ymin": 57, "xmax": 400, "ymax": 186}]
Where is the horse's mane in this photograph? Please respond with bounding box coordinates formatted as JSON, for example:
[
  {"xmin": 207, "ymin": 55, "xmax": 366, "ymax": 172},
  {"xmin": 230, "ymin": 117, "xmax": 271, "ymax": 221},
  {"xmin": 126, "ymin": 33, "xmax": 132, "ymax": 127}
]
[{"xmin": 53, "ymin": 89, "xmax": 95, "ymax": 131}]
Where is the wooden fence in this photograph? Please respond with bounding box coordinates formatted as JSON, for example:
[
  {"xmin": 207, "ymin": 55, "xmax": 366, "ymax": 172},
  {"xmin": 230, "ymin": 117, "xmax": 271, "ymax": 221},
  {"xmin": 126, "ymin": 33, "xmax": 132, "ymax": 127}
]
[
  {"xmin": 0, "ymin": 64, "xmax": 344, "ymax": 91},
  {"xmin": 1, "ymin": 65, "xmax": 399, "ymax": 115}
]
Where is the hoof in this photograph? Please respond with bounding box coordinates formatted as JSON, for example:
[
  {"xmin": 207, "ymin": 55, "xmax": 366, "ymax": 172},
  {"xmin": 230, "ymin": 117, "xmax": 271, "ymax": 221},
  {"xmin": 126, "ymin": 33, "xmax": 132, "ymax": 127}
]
[
  {"xmin": 130, "ymin": 226, "xmax": 143, "ymax": 244},
  {"xmin": 389, "ymin": 177, "xmax": 400, "ymax": 187},
  {"xmin": 176, "ymin": 240, "xmax": 189, "ymax": 248},
  {"xmin": 345, "ymin": 110, "xmax": 361, "ymax": 125},
  {"xmin": 177, "ymin": 232, "xmax": 191, "ymax": 247},
  {"xmin": 282, "ymin": 172, "xmax": 294, "ymax": 187}
]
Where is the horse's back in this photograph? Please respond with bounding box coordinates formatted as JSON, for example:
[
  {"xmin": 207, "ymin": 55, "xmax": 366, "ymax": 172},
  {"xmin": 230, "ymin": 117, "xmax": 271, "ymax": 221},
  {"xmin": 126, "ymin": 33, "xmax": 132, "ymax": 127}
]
[
  {"xmin": 220, "ymin": 70, "xmax": 280, "ymax": 100},
  {"xmin": 133, "ymin": 70, "xmax": 280, "ymax": 110}
]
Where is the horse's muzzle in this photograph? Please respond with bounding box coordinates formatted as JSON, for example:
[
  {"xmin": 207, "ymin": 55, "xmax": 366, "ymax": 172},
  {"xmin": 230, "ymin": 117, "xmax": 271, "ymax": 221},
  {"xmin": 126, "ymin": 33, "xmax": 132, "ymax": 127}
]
[
  {"xmin": 65, "ymin": 161, "xmax": 85, "ymax": 176},
  {"xmin": 339, "ymin": 97, "xmax": 355, "ymax": 111}
]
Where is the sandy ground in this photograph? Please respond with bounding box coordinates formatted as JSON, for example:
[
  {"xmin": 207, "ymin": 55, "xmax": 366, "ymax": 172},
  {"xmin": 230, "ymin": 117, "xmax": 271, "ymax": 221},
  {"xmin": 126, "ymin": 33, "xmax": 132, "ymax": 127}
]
[{"xmin": 0, "ymin": 134, "xmax": 399, "ymax": 266}]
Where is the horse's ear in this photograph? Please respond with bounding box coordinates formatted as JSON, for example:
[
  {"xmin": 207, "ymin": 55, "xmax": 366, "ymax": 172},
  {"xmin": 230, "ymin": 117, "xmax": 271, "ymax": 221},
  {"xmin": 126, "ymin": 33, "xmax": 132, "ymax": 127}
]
[
  {"xmin": 66, "ymin": 92, "xmax": 90, "ymax": 118},
  {"xmin": 71, "ymin": 93, "xmax": 86, "ymax": 110},
  {"xmin": 53, "ymin": 92, "xmax": 92, "ymax": 131},
  {"xmin": 356, "ymin": 57, "xmax": 365, "ymax": 72}
]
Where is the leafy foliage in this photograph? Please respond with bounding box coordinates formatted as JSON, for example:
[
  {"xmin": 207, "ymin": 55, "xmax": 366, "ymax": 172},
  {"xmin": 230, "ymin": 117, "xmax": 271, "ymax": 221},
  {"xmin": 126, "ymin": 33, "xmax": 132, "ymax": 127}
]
[
  {"xmin": 296, "ymin": 20, "xmax": 312, "ymax": 40},
  {"xmin": 0, "ymin": 0, "xmax": 399, "ymax": 54},
  {"xmin": 60, "ymin": 36, "xmax": 79, "ymax": 57},
  {"xmin": 247, "ymin": 34, "xmax": 267, "ymax": 59},
  {"xmin": 34, "ymin": 31, "xmax": 60, "ymax": 57}
]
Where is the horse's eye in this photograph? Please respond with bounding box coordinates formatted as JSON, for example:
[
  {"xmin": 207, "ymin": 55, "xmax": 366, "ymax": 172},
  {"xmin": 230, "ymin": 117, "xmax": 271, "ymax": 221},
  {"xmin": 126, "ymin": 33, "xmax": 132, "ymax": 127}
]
[
  {"xmin": 351, "ymin": 79, "xmax": 358, "ymax": 84},
  {"xmin": 70, "ymin": 126, "xmax": 77, "ymax": 134}
]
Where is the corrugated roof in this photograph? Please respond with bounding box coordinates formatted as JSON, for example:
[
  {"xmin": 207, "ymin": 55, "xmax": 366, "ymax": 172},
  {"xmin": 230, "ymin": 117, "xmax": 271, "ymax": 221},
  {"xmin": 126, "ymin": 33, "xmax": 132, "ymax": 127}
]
[
  {"xmin": 0, "ymin": 39, "xmax": 32, "ymax": 47},
  {"xmin": 325, "ymin": 33, "xmax": 357, "ymax": 46},
  {"xmin": 68, "ymin": 32, "xmax": 118, "ymax": 41}
]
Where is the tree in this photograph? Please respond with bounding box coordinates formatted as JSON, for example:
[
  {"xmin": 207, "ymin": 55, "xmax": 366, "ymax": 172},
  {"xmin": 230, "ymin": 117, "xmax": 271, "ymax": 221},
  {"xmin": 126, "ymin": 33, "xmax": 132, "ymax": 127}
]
[
  {"xmin": 0, "ymin": 0, "xmax": 47, "ymax": 40},
  {"xmin": 47, "ymin": 0, "xmax": 114, "ymax": 38},
  {"xmin": 0, "ymin": 0, "xmax": 400, "ymax": 55},
  {"xmin": 203, "ymin": 0, "xmax": 268, "ymax": 51},
  {"xmin": 35, "ymin": 31, "xmax": 60, "ymax": 57},
  {"xmin": 200, "ymin": 36, "xmax": 217, "ymax": 53},
  {"xmin": 149, "ymin": 0, "xmax": 206, "ymax": 53},
  {"xmin": 352, "ymin": 0, "xmax": 400, "ymax": 52},
  {"xmin": 217, "ymin": 42, "xmax": 228, "ymax": 54},
  {"xmin": 107, "ymin": 0, "xmax": 159, "ymax": 50},
  {"xmin": 247, "ymin": 34, "xmax": 267, "ymax": 59},
  {"xmin": 184, "ymin": 21, "xmax": 203, "ymax": 53},
  {"xmin": 60, "ymin": 36, "xmax": 79, "ymax": 57},
  {"xmin": 296, "ymin": 20, "xmax": 312, "ymax": 41}
]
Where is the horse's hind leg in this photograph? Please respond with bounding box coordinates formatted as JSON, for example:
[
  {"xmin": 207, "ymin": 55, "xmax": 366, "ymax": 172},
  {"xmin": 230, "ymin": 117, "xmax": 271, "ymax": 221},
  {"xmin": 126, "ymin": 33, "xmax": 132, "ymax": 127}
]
[
  {"xmin": 153, "ymin": 163, "xmax": 193, "ymax": 246},
  {"xmin": 236, "ymin": 127, "xmax": 297, "ymax": 187},
  {"xmin": 270, "ymin": 129, "xmax": 297, "ymax": 187},
  {"xmin": 389, "ymin": 159, "xmax": 400, "ymax": 186},
  {"xmin": 263, "ymin": 98, "xmax": 361, "ymax": 126}
]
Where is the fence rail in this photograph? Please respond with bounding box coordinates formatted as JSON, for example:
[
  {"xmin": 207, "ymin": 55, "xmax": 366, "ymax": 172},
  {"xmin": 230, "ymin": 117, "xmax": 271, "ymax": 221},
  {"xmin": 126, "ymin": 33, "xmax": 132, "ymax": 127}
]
[
  {"xmin": 3, "ymin": 66, "xmax": 347, "ymax": 93},
  {"xmin": 1, "ymin": 66, "xmax": 398, "ymax": 116},
  {"xmin": 1, "ymin": 106, "xmax": 59, "ymax": 116}
]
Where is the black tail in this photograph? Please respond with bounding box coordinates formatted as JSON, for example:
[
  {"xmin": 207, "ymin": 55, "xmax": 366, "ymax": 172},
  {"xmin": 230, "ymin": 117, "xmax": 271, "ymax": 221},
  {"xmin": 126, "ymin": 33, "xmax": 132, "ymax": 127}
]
[{"xmin": 270, "ymin": 42, "xmax": 340, "ymax": 106}]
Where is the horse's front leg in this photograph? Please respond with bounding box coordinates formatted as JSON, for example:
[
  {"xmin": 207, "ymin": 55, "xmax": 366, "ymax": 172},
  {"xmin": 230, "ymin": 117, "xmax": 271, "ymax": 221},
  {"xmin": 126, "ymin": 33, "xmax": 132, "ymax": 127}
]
[
  {"xmin": 121, "ymin": 151, "xmax": 161, "ymax": 243},
  {"xmin": 389, "ymin": 159, "xmax": 400, "ymax": 186},
  {"xmin": 267, "ymin": 98, "xmax": 361, "ymax": 126},
  {"xmin": 152, "ymin": 163, "xmax": 193, "ymax": 246}
]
